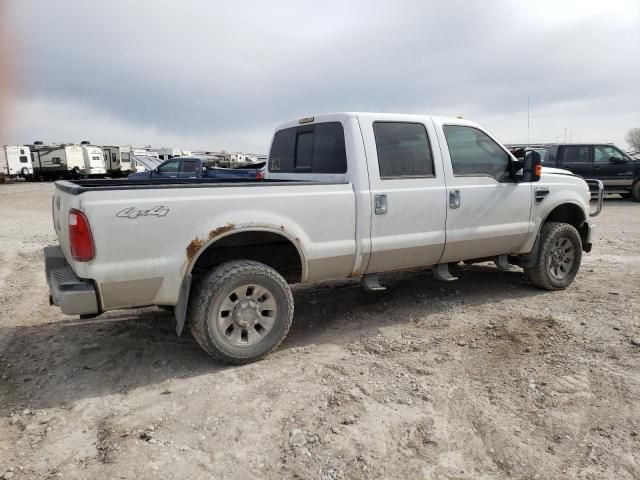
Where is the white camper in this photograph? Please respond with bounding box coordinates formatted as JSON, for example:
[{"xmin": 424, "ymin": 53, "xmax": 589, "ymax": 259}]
[
  {"xmin": 149, "ymin": 147, "xmax": 184, "ymax": 160},
  {"xmin": 0, "ymin": 145, "xmax": 33, "ymax": 179},
  {"xmin": 81, "ymin": 144, "xmax": 107, "ymax": 176},
  {"xmin": 101, "ymin": 145, "xmax": 132, "ymax": 175},
  {"xmin": 30, "ymin": 144, "xmax": 85, "ymax": 179},
  {"xmin": 131, "ymin": 148, "xmax": 159, "ymax": 172}
]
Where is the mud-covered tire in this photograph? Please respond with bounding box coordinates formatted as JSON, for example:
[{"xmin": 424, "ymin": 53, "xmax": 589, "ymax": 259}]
[
  {"xmin": 524, "ymin": 222, "xmax": 582, "ymax": 291},
  {"xmin": 188, "ymin": 260, "xmax": 294, "ymax": 364},
  {"xmin": 631, "ymin": 181, "xmax": 640, "ymax": 202}
]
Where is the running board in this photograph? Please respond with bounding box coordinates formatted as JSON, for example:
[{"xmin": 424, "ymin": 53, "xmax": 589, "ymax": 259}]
[
  {"xmin": 432, "ymin": 263, "xmax": 458, "ymax": 281},
  {"xmin": 362, "ymin": 274, "xmax": 386, "ymax": 291}
]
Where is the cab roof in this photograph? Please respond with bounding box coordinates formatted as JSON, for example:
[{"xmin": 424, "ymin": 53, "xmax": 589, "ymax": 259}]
[{"xmin": 273, "ymin": 112, "xmax": 481, "ymax": 132}]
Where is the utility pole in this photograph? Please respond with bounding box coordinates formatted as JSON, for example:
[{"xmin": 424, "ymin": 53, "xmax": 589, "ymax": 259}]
[
  {"xmin": 569, "ymin": 132, "xmax": 572, "ymax": 143},
  {"xmin": 564, "ymin": 128, "xmax": 567, "ymax": 143},
  {"xmin": 527, "ymin": 96, "xmax": 530, "ymax": 147}
]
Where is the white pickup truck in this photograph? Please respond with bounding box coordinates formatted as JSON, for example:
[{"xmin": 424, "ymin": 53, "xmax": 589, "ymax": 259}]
[{"xmin": 45, "ymin": 113, "xmax": 603, "ymax": 363}]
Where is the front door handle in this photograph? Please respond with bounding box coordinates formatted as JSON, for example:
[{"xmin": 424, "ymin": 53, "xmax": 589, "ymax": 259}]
[
  {"xmin": 449, "ymin": 190, "xmax": 461, "ymax": 209},
  {"xmin": 374, "ymin": 194, "xmax": 388, "ymax": 215}
]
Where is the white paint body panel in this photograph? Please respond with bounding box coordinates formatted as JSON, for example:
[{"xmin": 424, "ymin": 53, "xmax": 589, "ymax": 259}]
[{"xmin": 52, "ymin": 112, "xmax": 593, "ymax": 311}]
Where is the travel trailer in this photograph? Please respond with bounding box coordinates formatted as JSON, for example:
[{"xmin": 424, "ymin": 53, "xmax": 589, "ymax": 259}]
[
  {"xmin": 131, "ymin": 148, "xmax": 160, "ymax": 172},
  {"xmin": 149, "ymin": 147, "xmax": 184, "ymax": 161},
  {"xmin": 102, "ymin": 145, "xmax": 133, "ymax": 176},
  {"xmin": 30, "ymin": 143, "xmax": 85, "ymax": 180},
  {"xmin": 80, "ymin": 143, "xmax": 107, "ymax": 176},
  {"xmin": 0, "ymin": 145, "xmax": 33, "ymax": 180}
]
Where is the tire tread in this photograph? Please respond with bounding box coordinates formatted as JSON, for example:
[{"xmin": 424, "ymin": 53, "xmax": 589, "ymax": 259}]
[
  {"xmin": 525, "ymin": 222, "xmax": 582, "ymax": 291},
  {"xmin": 188, "ymin": 260, "xmax": 293, "ymax": 364}
]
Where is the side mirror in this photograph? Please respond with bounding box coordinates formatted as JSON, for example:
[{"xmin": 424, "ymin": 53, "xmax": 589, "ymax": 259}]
[
  {"xmin": 522, "ymin": 150, "xmax": 542, "ymax": 182},
  {"xmin": 610, "ymin": 156, "xmax": 627, "ymax": 164}
]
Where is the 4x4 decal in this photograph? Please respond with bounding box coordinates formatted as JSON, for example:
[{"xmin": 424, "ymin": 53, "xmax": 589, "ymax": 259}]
[{"xmin": 116, "ymin": 206, "xmax": 170, "ymax": 219}]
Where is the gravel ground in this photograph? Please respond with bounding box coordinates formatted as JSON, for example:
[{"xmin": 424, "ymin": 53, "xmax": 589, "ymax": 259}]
[{"xmin": 0, "ymin": 181, "xmax": 639, "ymax": 480}]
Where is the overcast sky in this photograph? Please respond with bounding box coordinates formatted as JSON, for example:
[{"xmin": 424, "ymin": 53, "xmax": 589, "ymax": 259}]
[{"xmin": 3, "ymin": 0, "xmax": 639, "ymax": 153}]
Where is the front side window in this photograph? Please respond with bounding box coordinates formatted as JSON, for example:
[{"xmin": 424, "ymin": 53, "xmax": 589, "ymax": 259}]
[
  {"xmin": 112, "ymin": 153, "xmax": 118, "ymax": 163},
  {"xmin": 594, "ymin": 145, "xmax": 625, "ymax": 163},
  {"xmin": 373, "ymin": 122, "xmax": 434, "ymax": 178},
  {"xmin": 443, "ymin": 125, "xmax": 511, "ymax": 181},
  {"xmin": 563, "ymin": 146, "xmax": 590, "ymax": 163},
  {"xmin": 181, "ymin": 160, "xmax": 198, "ymax": 173},
  {"xmin": 157, "ymin": 160, "xmax": 180, "ymax": 173},
  {"xmin": 268, "ymin": 122, "xmax": 347, "ymax": 174}
]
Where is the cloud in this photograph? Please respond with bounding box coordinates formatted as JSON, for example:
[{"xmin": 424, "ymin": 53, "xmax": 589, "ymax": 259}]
[{"xmin": 4, "ymin": 0, "xmax": 640, "ymax": 150}]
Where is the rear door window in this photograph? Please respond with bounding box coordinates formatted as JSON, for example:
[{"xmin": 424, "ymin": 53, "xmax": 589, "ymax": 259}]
[
  {"xmin": 181, "ymin": 160, "xmax": 198, "ymax": 173},
  {"xmin": 373, "ymin": 122, "xmax": 434, "ymax": 178},
  {"xmin": 563, "ymin": 146, "xmax": 591, "ymax": 163},
  {"xmin": 268, "ymin": 122, "xmax": 347, "ymax": 173}
]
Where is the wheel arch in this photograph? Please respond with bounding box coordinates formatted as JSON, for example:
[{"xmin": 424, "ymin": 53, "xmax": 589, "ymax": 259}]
[
  {"xmin": 175, "ymin": 226, "xmax": 307, "ymax": 336},
  {"xmin": 520, "ymin": 201, "xmax": 589, "ymax": 269}
]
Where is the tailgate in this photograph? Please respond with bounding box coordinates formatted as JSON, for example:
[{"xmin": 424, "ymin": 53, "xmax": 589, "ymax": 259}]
[{"xmin": 52, "ymin": 182, "xmax": 77, "ymax": 263}]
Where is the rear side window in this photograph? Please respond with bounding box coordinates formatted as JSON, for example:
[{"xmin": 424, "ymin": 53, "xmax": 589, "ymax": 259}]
[
  {"xmin": 373, "ymin": 122, "xmax": 434, "ymax": 178},
  {"xmin": 443, "ymin": 125, "xmax": 511, "ymax": 181},
  {"xmin": 181, "ymin": 160, "xmax": 198, "ymax": 173},
  {"xmin": 563, "ymin": 146, "xmax": 590, "ymax": 163},
  {"xmin": 268, "ymin": 122, "xmax": 347, "ymax": 173},
  {"xmin": 19, "ymin": 156, "xmax": 28, "ymax": 163}
]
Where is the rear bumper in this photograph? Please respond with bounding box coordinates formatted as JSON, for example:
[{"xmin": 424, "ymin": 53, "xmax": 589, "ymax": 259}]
[{"xmin": 44, "ymin": 246, "xmax": 99, "ymax": 316}]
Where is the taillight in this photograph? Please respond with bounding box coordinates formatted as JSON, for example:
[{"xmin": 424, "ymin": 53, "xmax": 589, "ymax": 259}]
[
  {"xmin": 256, "ymin": 169, "xmax": 265, "ymax": 180},
  {"xmin": 69, "ymin": 209, "xmax": 95, "ymax": 261}
]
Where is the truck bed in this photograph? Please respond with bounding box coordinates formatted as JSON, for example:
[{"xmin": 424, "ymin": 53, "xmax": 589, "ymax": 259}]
[{"xmin": 55, "ymin": 178, "xmax": 346, "ymax": 195}]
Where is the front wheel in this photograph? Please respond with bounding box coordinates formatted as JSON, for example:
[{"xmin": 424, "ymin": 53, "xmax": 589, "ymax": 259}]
[
  {"xmin": 524, "ymin": 222, "xmax": 582, "ymax": 290},
  {"xmin": 188, "ymin": 260, "xmax": 294, "ymax": 364}
]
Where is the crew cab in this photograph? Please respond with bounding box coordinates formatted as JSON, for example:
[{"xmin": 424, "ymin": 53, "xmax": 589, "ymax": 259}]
[
  {"xmin": 128, "ymin": 156, "xmax": 265, "ymax": 180},
  {"xmin": 45, "ymin": 113, "xmax": 603, "ymax": 364},
  {"xmin": 543, "ymin": 143, "xmax": 640, "ymax": 200}
]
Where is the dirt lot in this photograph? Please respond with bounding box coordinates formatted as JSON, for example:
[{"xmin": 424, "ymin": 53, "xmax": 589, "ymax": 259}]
[{"xmin": 0, "ymin": 182, "xmax": 639, "ymax": 480}]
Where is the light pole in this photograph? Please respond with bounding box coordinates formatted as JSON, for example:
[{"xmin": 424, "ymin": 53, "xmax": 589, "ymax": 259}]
[{"xmin": 527, "ymin": 96, "xmax": 530, "ymax": 147}]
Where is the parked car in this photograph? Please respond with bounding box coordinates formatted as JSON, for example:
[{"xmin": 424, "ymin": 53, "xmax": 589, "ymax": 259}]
[
  {"xmin": 45, "ymin": 112, "xmax": 602, "ymax": 364},
  {"xmin": 543, "ymin": 144, "xmax": 640, "ymax": 200},
  {"xmin": 128, "ymin": 156, "xmax": 265, "ymax": 180}
]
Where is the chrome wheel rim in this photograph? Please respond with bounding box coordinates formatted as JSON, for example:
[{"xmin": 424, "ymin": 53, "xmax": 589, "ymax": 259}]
[
  {"xmin": 547, "ymin": 236, "xmax": 575, "ymax": 281},
  {"xmin": 217, "ymin": 284, "xmax": 277, "ymax": 347}
]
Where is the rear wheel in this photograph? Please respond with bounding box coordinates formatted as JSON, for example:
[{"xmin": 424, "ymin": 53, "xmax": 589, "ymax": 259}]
[
  {"xmin": 524, "ymin": 222, "xmax": 582, "ymax": 290},
  {"xmin": 188, "ymin": 260, "xmax": 294, "ymax": 364}
]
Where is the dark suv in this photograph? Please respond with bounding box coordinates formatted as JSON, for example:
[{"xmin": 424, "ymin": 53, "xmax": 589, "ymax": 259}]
[{"xmin": 544, "ymin": 144, "xmax": 640, "ymax": 201}]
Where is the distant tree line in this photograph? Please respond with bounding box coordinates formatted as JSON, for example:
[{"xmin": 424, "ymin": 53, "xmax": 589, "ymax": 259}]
[{"xmin": 626, "ymin": 128, "xmax": 640, "ymax": 151}]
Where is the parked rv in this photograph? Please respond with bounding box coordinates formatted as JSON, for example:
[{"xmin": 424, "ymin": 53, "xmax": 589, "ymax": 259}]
[
  {"xmin": 80, "ymin": 143, "xmax": 107, "ymax": 176},
  {"xmin": 149, "ymin": 147, "xmax": 184, "ymax": 161},
  {"xmin": 0, "ymin": 145, "xmax": 34, "ymax": 180},
  {"xmin": 102, "ymin": 145, "xmax": 133, "ymax": 176},
  {"xmin": 131, "ymin": 149, "xmax": 160, "ymax": 172},
  {"xmin": 30, "ymin": 143, "xmax": 85, "ymax": 180}
]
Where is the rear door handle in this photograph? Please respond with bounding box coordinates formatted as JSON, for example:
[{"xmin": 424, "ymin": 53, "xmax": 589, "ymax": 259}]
[
  {"xmin": 449, "ymin": 190, "xmax": 461, "ymax": 209},
  {"xmin": 374, "ymin": 194, "xmax": 388, "ymax": 215}
]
